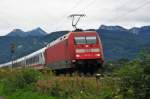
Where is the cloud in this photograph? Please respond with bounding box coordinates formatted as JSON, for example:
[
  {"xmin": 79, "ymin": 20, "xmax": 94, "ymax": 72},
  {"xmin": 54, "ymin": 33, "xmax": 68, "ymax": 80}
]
[{"xmin": 0, "ymin": 0, "xmax": 150, "ymax": 35}]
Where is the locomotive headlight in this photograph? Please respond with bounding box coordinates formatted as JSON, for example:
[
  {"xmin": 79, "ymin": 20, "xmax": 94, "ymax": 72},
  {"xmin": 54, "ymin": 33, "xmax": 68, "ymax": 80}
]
[
  {"xmin": 96, "ymin": 54, "xmax": 101, "ymax": 56},
  {"xmin": 76, "ymin": 54, "xmax": 80, "ymax": 57},
  {"xmin": 72, "ymin": 60, "xmax": 76, "ymax": 62}
]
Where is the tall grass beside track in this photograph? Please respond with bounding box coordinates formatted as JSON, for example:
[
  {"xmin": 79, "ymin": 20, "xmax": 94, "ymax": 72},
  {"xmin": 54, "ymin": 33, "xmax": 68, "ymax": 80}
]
[
  {"xmin": 0, "ymin": 60, "xmax": 149, "ymax": 99},
  {"xmin": 0, "ymin": 68, "xmax": 121, "ymax": 99}
]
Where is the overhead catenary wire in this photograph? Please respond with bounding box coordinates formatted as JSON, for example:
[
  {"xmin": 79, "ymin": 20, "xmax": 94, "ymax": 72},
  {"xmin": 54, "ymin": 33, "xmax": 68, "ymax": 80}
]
[
  {"xmin": 53, "ymin": 0, "xmax": 85, "ymax": 31},
  {"xmin": 108, "ymin": 0, "xmax": 150, "ymax": 22},
  {"xmin": 54, "ymin": 0, "xmax": 150, "ymax": 31},
  {"xmin": 54, "ymin": 0, "xmax": 131, "ymax": 31},
  {"xmin": 76, "ymin": 0, "xmax": 150, "ymax": 26},
  {"xmin": 53, "ymin": 0, "xmax": 98, "ymax": 31},
  {"xmin": 114, "ymin": 0, "xmax": 142, "ymax": 11},
  {"xmin": 77, "ymin": 0, "xmax": 97, "ymax": 14}
]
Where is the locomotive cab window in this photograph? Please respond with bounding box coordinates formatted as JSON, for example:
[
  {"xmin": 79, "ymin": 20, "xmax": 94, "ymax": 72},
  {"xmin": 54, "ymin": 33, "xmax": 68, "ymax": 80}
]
[
  {"xmin": 75, "ymin": 37, "xmax": 86, "ymax": 44},
  {"xmin": 86, "ymin": 36, "xmax": 97, "ymax": 44},
  {"xmin": 74, "ymin": 36, "xmax": 97, "ymax": 44}
]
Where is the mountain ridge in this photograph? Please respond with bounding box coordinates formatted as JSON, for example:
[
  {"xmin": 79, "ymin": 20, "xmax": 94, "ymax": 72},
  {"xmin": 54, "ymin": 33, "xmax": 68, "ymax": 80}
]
[
  {"xmin": 0, "ymin": 25, "xmax": 150, "ymax": 64},
  {"xmin": 4, "ymin": 25, "xmax": 150, "ymax": 37},
  {"xmin": 99, "ymin": 25, "xmax": 150, "ymax": 35},
  {"xmin": 6, "ymin": 27, "xmax": 47, "ymax": 37}
]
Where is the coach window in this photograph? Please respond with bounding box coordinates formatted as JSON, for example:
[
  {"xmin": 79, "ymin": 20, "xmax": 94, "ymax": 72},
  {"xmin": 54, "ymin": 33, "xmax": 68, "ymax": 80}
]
[
  {"xmin": 86, "ymin": 36, "xmax": 97, "ymax": 44},
  {"xmin": 75, "ymin": 36, "xmax": 86, "ymax": 44}
]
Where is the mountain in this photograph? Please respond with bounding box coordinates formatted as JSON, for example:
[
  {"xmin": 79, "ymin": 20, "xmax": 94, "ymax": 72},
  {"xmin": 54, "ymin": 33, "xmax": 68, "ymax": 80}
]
[
  {"xmin": 129, "ymin": 26, "xmax": 150, "ymax": 35},
  {"xmin": 129, "ymin": 26, "xmax": 150, "ymax": 42},
  {"xmin": 7, "ymin": 28, "xmax": 47, "ymax": 37},
  {"xmin": 26, "ymin": 27, "xmax": 47, "ymax": 36},
  {"xmin": 129, "ymin": 27, "xmax": 141, "ymax": 35},
  {"xmin": 7, "ymin": 29, "xmax": 26, "ymax": 37},
  {"xmin": 0, "ymin": 25, "xmax": 150, "ymax": 64},
  {"xmin": 100, "ymin": 25, "xmax": 150, "ymax": 36},
  {"xmin": 100, "ymin": 25, "xmax": 127, "ymax": 31},
  {"xmin": 0, "ymin": 30, "xmax": 69, "ymax": 64},
  {"xmin": 98, "ymin": 25, "xmax": 150, "ymax": 60}
]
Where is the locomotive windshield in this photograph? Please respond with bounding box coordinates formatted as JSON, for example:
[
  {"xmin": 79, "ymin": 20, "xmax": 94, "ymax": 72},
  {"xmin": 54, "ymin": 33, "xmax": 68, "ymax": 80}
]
[
  {"xmin": 75, "ymin": 36, "xmax": 97, "ymax": 44},
  {"xmin": 75, "ymin": 37, "xmax": 86, "ymax": 44},
  {"xmin": 86, "ymin": 36, "xmax": 96, "ymax": 44}
]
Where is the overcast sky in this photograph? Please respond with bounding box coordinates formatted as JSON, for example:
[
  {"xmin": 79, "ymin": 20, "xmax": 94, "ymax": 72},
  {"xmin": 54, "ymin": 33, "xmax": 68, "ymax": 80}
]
[{"xmin": 0, "ymin": 0, "xmax": 150, "ymax": 36}]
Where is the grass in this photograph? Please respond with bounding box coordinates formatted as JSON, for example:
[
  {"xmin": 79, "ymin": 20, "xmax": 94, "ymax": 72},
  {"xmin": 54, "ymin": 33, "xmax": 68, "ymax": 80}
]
[
  {"xmin": 0, "ymin": 68, "xmax": 121, "ymax": 99},
  {"xmin": 5, "ymin": 91, "xmax": 54, "ymax": 99},
  {"xmin": 0, "ymin": 82, "xmax": 54, "ymax": 99},
  {"xmin": 0, "ymin": 69, "xmax": 55, "ymax": 99}
]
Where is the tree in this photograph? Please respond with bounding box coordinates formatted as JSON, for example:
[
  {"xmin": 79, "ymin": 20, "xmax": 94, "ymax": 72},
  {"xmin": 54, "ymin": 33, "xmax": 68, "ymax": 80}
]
[
  {"xmin": 10, "ymin": 43, "xmax": 16, "ymax": 68},
  {"xmin": 118, "ymin": 49, "xmax": 150, "ymax": 99}
]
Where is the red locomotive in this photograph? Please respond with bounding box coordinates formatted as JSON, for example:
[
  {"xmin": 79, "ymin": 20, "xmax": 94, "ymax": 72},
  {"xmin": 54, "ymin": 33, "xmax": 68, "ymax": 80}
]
[
  {"xmin": 0, "ymin": 14, "xmax": 104, "ymax": 74},
  {"xmin": 0, "ymin": 30, "xmax": 104, "ymax": 73},
  {"xmin": 45, "ymin": 30, "xmax": 104, "ymax": 73}
]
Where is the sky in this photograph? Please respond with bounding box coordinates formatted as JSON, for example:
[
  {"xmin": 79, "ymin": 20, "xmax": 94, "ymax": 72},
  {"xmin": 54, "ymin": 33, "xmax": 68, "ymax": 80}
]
[{"xmin": 0, "ymin": 0, "xmax": 150, "ymax": 36}]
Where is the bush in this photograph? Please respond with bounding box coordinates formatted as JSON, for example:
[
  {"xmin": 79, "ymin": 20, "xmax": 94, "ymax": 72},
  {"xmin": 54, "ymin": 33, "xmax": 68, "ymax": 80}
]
[
  {"xmin": 1, "ymin": 69, "xmax": 41, "ymax": 95},
  {"xmin": 117, "ymin": 50, "xmax": 150, "ymax": 99}
]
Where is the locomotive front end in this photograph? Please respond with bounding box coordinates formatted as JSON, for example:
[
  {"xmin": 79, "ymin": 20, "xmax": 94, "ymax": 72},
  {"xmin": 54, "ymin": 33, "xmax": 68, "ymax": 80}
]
[{"xmin": 70, "ymin": 31, "xmax": 104, "ymax": 73}]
